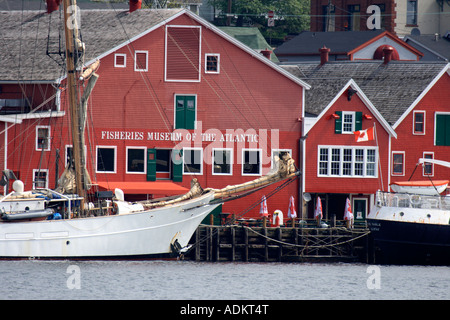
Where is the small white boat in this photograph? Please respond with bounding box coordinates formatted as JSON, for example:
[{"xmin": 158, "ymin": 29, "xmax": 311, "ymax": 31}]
[{"xmin": 390, "ymin": 180, "xmax": 448, "ymax": 195}]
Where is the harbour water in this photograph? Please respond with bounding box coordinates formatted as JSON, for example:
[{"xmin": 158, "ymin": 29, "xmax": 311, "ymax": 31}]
[{"xmin": 0, "ymin": 260, "xmax": 448, "ymax": 301}]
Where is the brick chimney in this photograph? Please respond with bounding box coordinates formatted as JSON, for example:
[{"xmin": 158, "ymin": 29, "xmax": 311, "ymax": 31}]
[
  {"xmin": 383, "ymin": 46, "xmax": 394, "ymax": 64},
  {"xmin": 261, "ymin": 49, "xmax": 272, "ymax": 60},
  {"xmin": 129, "ymin": 0, "xmax": 142, "ymax": 13},
  {"xmin": 319, "ymin": 46, "xmax": 330, "ymax": 65}
]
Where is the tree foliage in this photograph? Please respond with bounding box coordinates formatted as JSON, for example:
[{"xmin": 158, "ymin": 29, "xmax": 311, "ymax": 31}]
[{"xmin": 208, "ymin": 0, "xmax": 310, "ymax": 46}]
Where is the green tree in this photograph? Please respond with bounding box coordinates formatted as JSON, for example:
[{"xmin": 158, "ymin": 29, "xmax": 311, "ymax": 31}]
[{"xmin": 208, "ymin": 0, "xmax": 310, "ymax": 46}]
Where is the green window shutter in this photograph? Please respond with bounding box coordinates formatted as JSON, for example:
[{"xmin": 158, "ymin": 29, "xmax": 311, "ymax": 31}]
[
  {"xmin": 175, "ymin": 97, "xmax": 186, "ymax": 129},
  {"xmin": 436, "ymin": 114, "xmax": 450, "ymax": 146},
  {"xmin": 334, "ymin": 111, "xmax": 342, "ymax": 134},
  {"xmin": 355, "ymin": 112, "xmax": 363, "ymax": 131},
  {"xmin": 147, "ymin": 148, "xmax": 156, "ymax": 181},
  {"xmin": 172, "ymin": 149, "xmax": 183, "ymax": 182},
  {"xmin": 175, "ymin": 95, "xmax": 196, "ymax": 129},
  {"xmin": 185, "ymin": 96, "xmax": 196, "ymax": 130}
]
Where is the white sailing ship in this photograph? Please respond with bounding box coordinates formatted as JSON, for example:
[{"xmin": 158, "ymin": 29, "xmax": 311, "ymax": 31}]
[{"xmin": 0, "ymin": 0, "xmax": 299, "ymax": 259}]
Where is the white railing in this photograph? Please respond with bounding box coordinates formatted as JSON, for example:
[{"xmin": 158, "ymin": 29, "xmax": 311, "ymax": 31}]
[{"xmin": 376, "ymin": 190, "xmax": 450, "ymax": 210}]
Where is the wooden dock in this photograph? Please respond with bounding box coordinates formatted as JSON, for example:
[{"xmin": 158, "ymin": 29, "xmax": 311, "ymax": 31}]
[{"xmin": 184, "ymin": 222, "xmax": 372, "ymax": 263}]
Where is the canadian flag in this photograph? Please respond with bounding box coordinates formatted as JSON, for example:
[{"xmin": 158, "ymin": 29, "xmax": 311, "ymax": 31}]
[{"xmin": 353, "ymin": 127, "xmax": 374, "ymax": 142}]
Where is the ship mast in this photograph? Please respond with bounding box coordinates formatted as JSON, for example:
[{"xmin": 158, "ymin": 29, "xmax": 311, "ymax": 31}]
[{"xmin": 63, "ymin": 0, "xmax": 86, "ymax": 208}]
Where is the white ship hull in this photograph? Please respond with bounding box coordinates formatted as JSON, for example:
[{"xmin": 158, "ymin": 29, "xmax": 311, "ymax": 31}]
[{"xmin": 0, "ymin": 192, "xmax": 217, "ymax": 259}]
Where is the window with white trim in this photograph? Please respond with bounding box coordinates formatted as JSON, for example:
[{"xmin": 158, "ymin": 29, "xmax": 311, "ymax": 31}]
[
  {"xmin": 392, "ymin": 151, "xmax": 405, "ymax": 176},
  {"xmin": 36, "ymin": 126, "xmax": 50, "ymax": 151},
  {"xmin": 205, "ymin": 54, "xmax": 220, "ymax": 73},
  {"xmin": 33, "ymin": 169, "xmax": 48, "ymax": 189},
  {"xmin": 422, "ymin": 152, "xmax": 434, "ymax": 176},
  {"xmin": 96, "ymin": 146, "xmax": 117, "ymax": 173},
  {"xmin": 242, "ymin": 149, "xmax": 262, "ymax": 176},
  {"xmin": 126, "ymin": 147, "xmax": 146, "ymax": 174},
  {"xmin": 271, "ymin": 149, "xmax": 292, "ymax": 169},
  {"xmin": 114, "ymin": 53, "xmax": 126, "ymax": 68},
  {"xmin": 212, "ymin": 148, "xmax": 232, "ymax": 175},
  {"xmin": 342, "ymin": 112, "xmax": 355, "ymax": 133},
  {"xmin": 413, "ymin": 111, "xmax": 425, "ymax": 135},
  {"xmin": 134, "ymin": 51, "xmax": 148, "ymax": 72},
  {"xmin": 318, "ymin": 146, "xmax": 377, "ymax": 177},
  {"xmin": 183, "ymin": 147, "xmax": 202, "ymax": 175}
]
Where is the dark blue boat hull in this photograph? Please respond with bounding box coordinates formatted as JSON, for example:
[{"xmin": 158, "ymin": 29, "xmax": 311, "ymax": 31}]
[{"xmin": 368, "ymin": 218, "xmax": 450, "ymax": 265}]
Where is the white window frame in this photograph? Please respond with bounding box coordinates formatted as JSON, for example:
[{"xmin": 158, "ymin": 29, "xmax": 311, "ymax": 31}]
[
  {"xmin": 64, "ymin": 145, "xmax": 87, "ymax": 167},
  {"xmin": 212, "ymin": 148, "xmax": 233, "ymax": 176},
  {"xmin": 391, "ymin": 151, "xmax": 405, "ymax": 176},
  {"xmin": 126, "ymin": 146, "xmax": 147, "ymax": 174},
  {"xmin": 422, "ymin": 152, "xmax": 434, "ymax": 177},
  {"xmin": 134, "ymin": 50, "xmax": 148, "ymax": 72},
  {"xmin": 205, "ymin": 53, "xmax": 220, "ymax": 74},
  {"xmin": 183, "ymin": 147, "xmax": 203, "ymax": 175},
  {"xmin": 317, "ymin": 146, "xmax": 378, "ymax": 178},
  {"xmin": 413, "ymin": 110, "xmax": 426, "ymax": 135},
  {"xmin": 341, "ymin": 111, "xmax": 355, "ymax": 134},
  {"xmin": 164, "ymin": 25, "xmax": 202, "ymax": 83},
  {"xmin": 36, "ymin": 125, "xmax": 51, "ymax": 151},
  {"xmin": 114, "ymin": 53, "xmax": 127, "ymax": 68},
  {"xmin": 32, "ymin": 169, "xmax": 48, "ymax": 189},
  {"xmin": 242, "ymin": 148, "xmax": 262, "ymax": 176},
  {"xmin": 96, "ymin": 145, "xmax": 117, "ymax": 173},
  {"xmin": 271, "ymin": 149, "xmax": 292, "ymax": 169}
]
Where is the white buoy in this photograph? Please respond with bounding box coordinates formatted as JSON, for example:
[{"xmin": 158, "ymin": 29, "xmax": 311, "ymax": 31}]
[
  {"xmin": 115, "ymin": 188, "xmax": 125, "ymax": 202},
  {"xmin": 12, "ymin": 180, "xmax": 24, "ymax": 193}
]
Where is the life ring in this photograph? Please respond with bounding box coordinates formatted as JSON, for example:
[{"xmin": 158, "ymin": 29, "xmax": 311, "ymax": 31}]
[{"xmin": 410, "ymin": 195, "xmax": 421, "ymax": 206}]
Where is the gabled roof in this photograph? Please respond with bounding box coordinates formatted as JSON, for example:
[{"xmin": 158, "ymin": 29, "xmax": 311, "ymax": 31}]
[
  {"xmin": 274, "ymin": 30, "xmax": 423, "ymax": 61},
  {"xmin": 0, "ymin": 9, "xmax": 182, "ymax": 81},
  {"xmin": 0, "ymin": 8, "xmax": 309, "ymax": 89},
  {"xmin": 274, "ymin": 30, "xmax": 385, "ymax": 56},
  {"xmin": 403, "ymin": 34, "xmax": 450, "ymax": 62},
  {"xmin": 281, "ymin": 61, "xmax": 449, "ymax": 126},
  {"xmin": 309, "ymin": 79, "xmax": 397, "ymax": 138},
  {"xmin": 348, "ymin": 31, "xmax": 423, "ymax": 60}
]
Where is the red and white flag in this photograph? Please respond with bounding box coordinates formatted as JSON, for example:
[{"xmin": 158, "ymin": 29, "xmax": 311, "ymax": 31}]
[
  {"xmin": 353, "ymin": 127, "xmax": 374, "ymax": 142},
  {"xmin": 343, "ymin": 198, "xmax": 353, "ymax": 221},
  {"xmin": 288, "ymin": 196, "xmax": 297, "ymax": 219},
  {"xmin": 314, "ymin": 196, "xmax": 322, "ymax": 220},
  {"xmin": 260, "ymin": 195, "xmax": 268, "ymax": 217}
]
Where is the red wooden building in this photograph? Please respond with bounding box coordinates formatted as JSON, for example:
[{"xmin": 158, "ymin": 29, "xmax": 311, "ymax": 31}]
[
  {"xmin": 0, "ymin": 8, "xmax": 309, "ymax": 220},
  {"xmin": 282, "ymin": 50, "xmax": 450, "ymax": 221},
  {"xmin": 390, "ymin": 64, "xmax": 450, "ymax": 183}
]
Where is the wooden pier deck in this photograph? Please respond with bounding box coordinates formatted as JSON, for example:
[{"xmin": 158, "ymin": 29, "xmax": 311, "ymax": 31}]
[{"xmin": 184, "ymin": 222, "xmax": 372, "ymax": 263}]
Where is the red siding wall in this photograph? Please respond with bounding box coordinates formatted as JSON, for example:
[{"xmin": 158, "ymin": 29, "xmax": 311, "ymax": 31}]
[
  {"xmin": 55, "ymin": 14, "xmax": 305, "ymax": 219},
  {"xmin": 391, "ymin": 73, "xmax": 450, "ymax": 183},
  {"xmin": 304, "ymin": 89, "xmax": 391, "ymax": 194}
]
